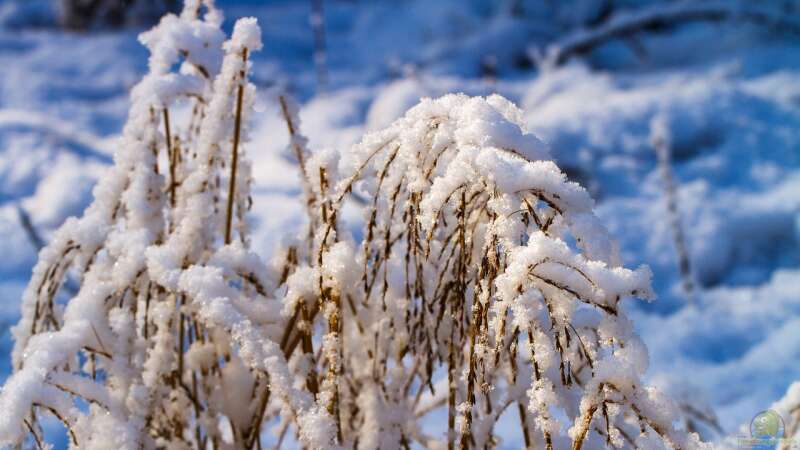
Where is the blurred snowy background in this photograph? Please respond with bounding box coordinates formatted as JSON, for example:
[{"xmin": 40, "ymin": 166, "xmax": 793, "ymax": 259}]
[{"xmin": 0, "ymin": 0, "xmax": 798, "ymax": 447}]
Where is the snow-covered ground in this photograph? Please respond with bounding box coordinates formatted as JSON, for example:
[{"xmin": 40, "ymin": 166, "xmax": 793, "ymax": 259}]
[{"xmin": 0, "ymin": 0, "xmax": 798, "ymax": 447}]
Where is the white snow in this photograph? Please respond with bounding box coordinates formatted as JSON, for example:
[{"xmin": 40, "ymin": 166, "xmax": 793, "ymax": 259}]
[{"xmin": 0, "ymin": 0, "xmax": 798, "ymax": 448}]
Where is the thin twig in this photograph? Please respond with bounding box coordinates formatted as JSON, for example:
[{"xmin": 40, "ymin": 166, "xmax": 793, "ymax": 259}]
[{"xmin": 225, "ymin": 49, "xmax": 248, "ymax": 245}]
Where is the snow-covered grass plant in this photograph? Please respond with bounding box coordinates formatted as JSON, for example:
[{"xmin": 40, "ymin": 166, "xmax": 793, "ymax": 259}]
[
  {"xmin": 0, "ymin": 2, "xmax": 709, "ymax": 449},
  {"xmin": 0, "ymin": 1, "xmax": 267, "ymax": 447}
]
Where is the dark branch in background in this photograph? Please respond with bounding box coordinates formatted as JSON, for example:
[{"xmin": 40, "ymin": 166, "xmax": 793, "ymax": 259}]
[
  {"xmin": 541, "ymin": 1, "xmax": 800, "ymax": 67},
  {"xmin": 681, "ymin": 402, "xmax": 724, "ymax": 437},
  {"xmin": 16, "ymin": 205, "xmax": 45, "ymax": 250},
  {"xmin": 310, "ymin": 0, "xmax": 329, "ymax": 93},
  {"xmin": 16, "ymin": 205, "xmax": 79, "ymax": 296},
  {"xmin": 650, "ymin": 116, "xmax": 695, "ymax": 305},
  {"xmin": 0, "ymin": 111, "xmax": 113, "ymax": 164},
  {"xmin": 59, "ymin": 0, "xmax": 180, "ymax": 30}
]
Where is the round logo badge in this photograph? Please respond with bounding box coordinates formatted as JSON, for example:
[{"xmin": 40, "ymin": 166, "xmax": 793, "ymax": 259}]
[{"xmin": 750, "ymin": 409, "xmax": 785, "ymax": 441}]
